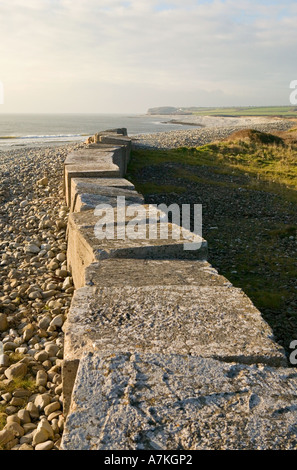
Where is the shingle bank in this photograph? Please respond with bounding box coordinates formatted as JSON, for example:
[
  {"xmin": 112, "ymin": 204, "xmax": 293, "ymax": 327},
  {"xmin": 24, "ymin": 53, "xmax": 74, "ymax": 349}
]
[{"xmin": 60, "ymin": 129, "xmax": 297, "ymax": 450}]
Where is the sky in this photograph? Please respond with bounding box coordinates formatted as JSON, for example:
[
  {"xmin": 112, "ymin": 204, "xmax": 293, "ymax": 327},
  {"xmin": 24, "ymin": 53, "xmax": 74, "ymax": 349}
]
[{"xmin": 0, "ymin": 0, "xmax": 296, "ymax": 114}]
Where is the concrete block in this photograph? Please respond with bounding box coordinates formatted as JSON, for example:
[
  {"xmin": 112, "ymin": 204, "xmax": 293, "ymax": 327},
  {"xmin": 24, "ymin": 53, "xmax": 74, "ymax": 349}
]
[
  {"xmin": 72, "ymin": 193, "xmax": 144, "ymax": 213},
  {"xmin": 70, "ymin": 178, "xmax": 135, "ymax": 212},
  {"xmin": 72, "ymin": 194, "xmax": 143, "ymax": 213},
  {"xmin": 64, "ymin": 285, "xmax": 286, "ymax": 366},
  {"xmin": 71, "ymin": 177, "xmax": 135, "ymax": 192},
  {"xmin": 66, "ymin": 208, "xmax": 208, "ymax": 288},
  {"xmin": 62, "ymin": 283, "xmax": 286, "ymax": 415},
  {"xmin": 97, "ymin": 128, "xmax": 128, "ymax": 137},
  {"xmin": 84, "ymin": 259, "xmax": 232, "ymax": 288},
  {"xmin": 61, "ymin": 351, "xmax": 295, "ymax": 450},
  {"xmin": 65, "ymin": 147, "xmax": 126, "ymax": 178},
  {"xmin": 70, "ymin": 185, "xmax": 144, "ymax": 213},
  {"xmin": 64, "ymin": 149, "xmax": 121, "ymax": 166},
  {"xmin": 99, "ymin": 135, "xmax": 132, "ymax": 168},
  {"xmin": 86, "ymin": 142, "xmax": 131, "ymax": 172},
  {"xmin": 64, "ymin": 163, "xmax": 121, "ymax": 207}
]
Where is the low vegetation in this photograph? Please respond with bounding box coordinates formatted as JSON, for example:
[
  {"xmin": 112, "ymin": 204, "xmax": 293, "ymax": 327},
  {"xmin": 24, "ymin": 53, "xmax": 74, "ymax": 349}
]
[
  {"xmin": 148, "ymin": 106, "xmax": 297, "ymax": 117},
  {"xmin": 127, "ymin": 129, "xmax": 297, "ymax": 357}
]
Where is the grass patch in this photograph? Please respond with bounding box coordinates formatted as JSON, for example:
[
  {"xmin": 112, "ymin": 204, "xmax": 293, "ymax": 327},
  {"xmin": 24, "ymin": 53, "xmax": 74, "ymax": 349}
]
[
  {"xmin": 129, "ymin": 136, "xmax": 297, "ymax": 193},
  {"xmin": 0, "ymin": 377, "xmax": 38, "ymax": 431},
  {"xmin": 129, "ymin": 130, "xmax": 297, "ymax": 356},
  {"xmin": 224, "ymin": 129, "xmax": 285, "ymax": 146},
  {"xmin": 0, "ymin": 409, "xmax": 7, "ymax": 431},
  {"xmin": 0, "ymin": 377, "xmax": 37, "ymax": 395},
  {"xmin": 266, "ymin": 225, "xmax": 296, "ymax": 239},
  {"xmin": 201, "ymin": 142, "xmax": 297, "ymax": 189},
  {"xmin": 8, "ymin": 353, "xmax": 26, "ymax": 364}
]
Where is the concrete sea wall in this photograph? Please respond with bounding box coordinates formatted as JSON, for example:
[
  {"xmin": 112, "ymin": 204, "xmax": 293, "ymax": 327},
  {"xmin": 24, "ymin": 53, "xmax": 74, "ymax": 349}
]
[{"xmin": 60, "ymin": 129, "xmax": 297, "ymax": 450}]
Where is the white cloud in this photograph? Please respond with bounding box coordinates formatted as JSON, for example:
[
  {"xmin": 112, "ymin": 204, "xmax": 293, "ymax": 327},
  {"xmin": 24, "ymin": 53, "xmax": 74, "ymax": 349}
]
[{"xmin": 0, "ymin": 0, "xmax": 296, "ymax": 112}]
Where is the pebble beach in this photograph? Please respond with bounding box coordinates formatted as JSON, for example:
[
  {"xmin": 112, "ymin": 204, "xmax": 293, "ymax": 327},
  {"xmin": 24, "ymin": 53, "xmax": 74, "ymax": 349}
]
[
  {"xmin": 0, "ymin": 142, "xmax": 84, "ymax": 450},
  {"xmin": 0, "ymin": 116, "xmax": 296, "ymax": 450},
  {"xmin": 132, "ymin": 116, "xmax": 296, "ymax": 149}
]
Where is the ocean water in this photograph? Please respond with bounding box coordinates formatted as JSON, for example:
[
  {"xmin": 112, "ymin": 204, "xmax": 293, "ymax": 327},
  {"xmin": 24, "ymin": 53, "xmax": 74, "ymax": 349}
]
[{"xmin": 0, "ymin": 113, "xmax": 199, "ymax": 149}]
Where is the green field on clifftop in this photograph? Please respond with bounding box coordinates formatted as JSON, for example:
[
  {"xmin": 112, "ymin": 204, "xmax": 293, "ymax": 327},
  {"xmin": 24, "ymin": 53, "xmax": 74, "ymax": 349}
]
[
  {"xmin": 148, "ymin": 106, "xmax": 297, "ymax": 117},
  {"xmin": 192, "ymin": 106, "xmax": 297, "ymax": 117}
]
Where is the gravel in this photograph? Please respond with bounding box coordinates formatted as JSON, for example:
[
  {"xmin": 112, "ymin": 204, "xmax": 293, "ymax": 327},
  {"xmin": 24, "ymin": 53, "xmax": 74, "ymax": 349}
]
[
  {"xmin": 132, "ymin": 120, "xmax": 295, "ymax": 150},
  {"xmin": 0, "ymin": 141, "xmax": 84, "ymax": 450}
]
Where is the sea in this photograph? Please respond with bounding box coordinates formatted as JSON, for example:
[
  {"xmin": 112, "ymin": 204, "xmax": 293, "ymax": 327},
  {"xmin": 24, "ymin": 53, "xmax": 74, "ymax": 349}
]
[{"xmin": 0, "ymin": 113, "xmax": 199, "ymax": 150}]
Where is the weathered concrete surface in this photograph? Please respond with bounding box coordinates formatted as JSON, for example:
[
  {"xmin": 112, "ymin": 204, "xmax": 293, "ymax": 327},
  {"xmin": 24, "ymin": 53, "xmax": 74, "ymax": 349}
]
[
  {"xmin": 71, "ymin": 177, "xmax": 134, "ymax": 201},
  {"xmin": 84, "ymin": 259, "xmax": 231, "ymax": 288},
  {"xmin": 65, "ymin": 146, "xmax": 126, "ymax": 177},
  {"xmin": 66, "ymin": 208, "xmax": 208, "ymax": 288},
  {"xmin": 70, "ymin": 177, "xmax": 135, "ymax": 212},
  {"xmin": 64, "ymin": 285, "xmax": 286, "ymax": 367},
  {"xmin": 61, "ymin": 352, "xmax": 297, "ymax": 450},
  {"xmin": 63, "ymin": 258, "xmax": 231, "ymax": 415},
  {"xmin": 71, "ymin": 181, "xmax": 137, "ymax": 196},
  {"xmin": 62, "ymin": 283, "xmax": 287, "ymax": 414},
  {"xmin": 106, "ymin": 128, "xmax": 127, "ymax": 135},
  {"xmin": 64, "ymin": 163, "xmax": 121, "ymax": 207},
  {"xmin": 64, "ymin": 149, "xmax": 122, "ymax": 166},
  {"xmin": 71, "ymin": 186, "xmax": 144, "ymax": 213},
  {"xmin": 87, "ymin": 141, "xmax": 131, "ymax": 172},
  {"xmin": 98, "ymin": 135, "xmax": 132, "ymax": 170},
  {"xmin": 72, "ymin": 193, "xmax": 145, "ymax": 213},
  {"xmin": 93, "ymin": 128, "xmax": 128, "ymax": 139},
  {"xmin": 84, "ymin": 129, "xmax": 131, "ymax": 170}
]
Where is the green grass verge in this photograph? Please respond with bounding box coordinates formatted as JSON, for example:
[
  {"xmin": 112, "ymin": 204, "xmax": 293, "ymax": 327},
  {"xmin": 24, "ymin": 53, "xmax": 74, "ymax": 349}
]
[
  {"xmin": 178, "ymin": 106, "xmax": 297, "ymax": 117},
  {"xmin": 128, "ymin": 134, "xmax": 297, "ymax": 354},
  {"xmin": 128, "ymin": 140, "xmax": 297, "ymax": 198}
]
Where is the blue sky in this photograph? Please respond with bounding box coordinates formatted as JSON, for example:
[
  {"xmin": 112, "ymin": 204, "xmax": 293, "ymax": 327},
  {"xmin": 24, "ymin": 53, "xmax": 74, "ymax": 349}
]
[{"xmin": 0, "ymin": 0, "xmax": 296, "ymax": 113}]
